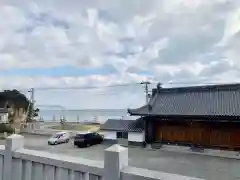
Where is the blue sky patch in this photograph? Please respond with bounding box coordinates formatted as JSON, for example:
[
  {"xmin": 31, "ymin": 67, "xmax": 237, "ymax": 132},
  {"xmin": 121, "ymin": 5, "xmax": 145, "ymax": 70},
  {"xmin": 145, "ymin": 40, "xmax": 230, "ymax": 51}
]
[{"xmin": 0, "ymin": 65, "xmax": 118, "ymax": 77}]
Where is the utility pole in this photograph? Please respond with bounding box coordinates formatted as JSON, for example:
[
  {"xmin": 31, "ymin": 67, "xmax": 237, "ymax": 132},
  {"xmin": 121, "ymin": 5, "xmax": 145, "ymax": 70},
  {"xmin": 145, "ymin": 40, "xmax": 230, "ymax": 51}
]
[
  {"xmin": 30, "ymin": 88, "xmax": 35, "ymax": 104},
  {"xmin": 29, "ymin": 88, "xmax": 35, "ymax": 111},
  {"xmin": 27, "ymin": 88, "xmax": 35, "ymax": 122},
  {"xmin": 141, "ymin": 81, "xmax": 151, "ymax": 104}
]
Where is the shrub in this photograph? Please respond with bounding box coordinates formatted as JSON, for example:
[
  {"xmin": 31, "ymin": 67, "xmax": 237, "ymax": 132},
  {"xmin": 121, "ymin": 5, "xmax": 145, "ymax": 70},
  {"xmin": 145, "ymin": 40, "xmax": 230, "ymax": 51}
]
[{"xmin": 0, "ymin": 124, "xmax": 14, "ymax": 134}]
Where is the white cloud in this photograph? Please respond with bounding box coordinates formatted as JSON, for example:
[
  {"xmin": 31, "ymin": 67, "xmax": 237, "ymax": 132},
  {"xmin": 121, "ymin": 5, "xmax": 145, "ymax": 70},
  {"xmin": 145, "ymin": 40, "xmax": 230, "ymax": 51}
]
[
  {"xmin": 0, "ymin": 74, "xmax": 150, "ymax": 109},
  {"xmin": 0, "ymin": 5, "xmax": 26, "ymax": 33},
  {"xmin": 1, "ymin": 0, "xmax": 240, "ymax": 109}
]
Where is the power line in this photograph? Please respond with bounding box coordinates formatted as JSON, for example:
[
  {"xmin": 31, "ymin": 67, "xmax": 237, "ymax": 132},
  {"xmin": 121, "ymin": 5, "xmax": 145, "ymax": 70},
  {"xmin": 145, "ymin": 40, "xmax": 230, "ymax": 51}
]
[
  {"xmin": 28, "ymin": 83, "xmax": 141, "ymax": 91},
  {"xmin": 0, "ymin": 83, "xmax": 140, "ymax": 92},
  {"xmin": 165, "ymin": 81, "xmax": 240, "ymax": 85},
  {"xmin": 2, "ymin": 81, "xmax": 240, "ymax": 92},
  {"xmin": 32, "ymin": 81, "xmax": 240, "ymax": 90}
]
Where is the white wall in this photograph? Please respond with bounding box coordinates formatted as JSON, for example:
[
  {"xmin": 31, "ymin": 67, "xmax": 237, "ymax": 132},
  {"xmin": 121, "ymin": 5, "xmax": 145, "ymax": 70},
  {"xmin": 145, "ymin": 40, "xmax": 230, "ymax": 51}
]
[
  {"xmin": 0, "ymin": 113, "xmax": 8, "ymax": 123},
  {"xmin": 100, "ymin": 131, "xmax": 145, "ymax": 142},
  {"xmin": 99, "ymin": 131, "xmax": 116, "ymax": 140},
  {"xmin": 128, "ymin": 132, "xmax": 145, "ymax": 142}
]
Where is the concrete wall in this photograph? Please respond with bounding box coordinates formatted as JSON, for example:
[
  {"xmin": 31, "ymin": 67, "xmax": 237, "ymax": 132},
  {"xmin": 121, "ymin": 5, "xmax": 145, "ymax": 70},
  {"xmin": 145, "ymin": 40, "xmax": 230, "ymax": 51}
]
[{"xmin": 0, "ymin": 134, "xmax": 204, "ymax": 180}]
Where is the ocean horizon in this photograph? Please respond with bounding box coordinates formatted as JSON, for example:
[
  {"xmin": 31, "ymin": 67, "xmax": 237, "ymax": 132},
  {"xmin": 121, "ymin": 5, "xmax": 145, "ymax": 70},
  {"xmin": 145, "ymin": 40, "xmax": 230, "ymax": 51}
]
[{"xmin": 38, "ymin": 109, "xmax": 137, "ymax": 123}]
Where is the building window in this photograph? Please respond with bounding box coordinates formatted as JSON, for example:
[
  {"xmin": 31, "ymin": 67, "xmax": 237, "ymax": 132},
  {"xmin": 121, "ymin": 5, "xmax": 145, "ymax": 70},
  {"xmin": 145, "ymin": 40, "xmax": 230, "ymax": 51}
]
[{"xmin": 117, "ymin": 131, "xmax": 128, "ymax": 139}]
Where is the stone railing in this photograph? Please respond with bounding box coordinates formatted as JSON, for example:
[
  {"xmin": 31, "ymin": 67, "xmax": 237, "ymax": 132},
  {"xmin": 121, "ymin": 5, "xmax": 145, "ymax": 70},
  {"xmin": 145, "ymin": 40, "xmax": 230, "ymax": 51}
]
[{"xmin": 0, "ymin": 134, "xmax": 204, "ymax": 180}]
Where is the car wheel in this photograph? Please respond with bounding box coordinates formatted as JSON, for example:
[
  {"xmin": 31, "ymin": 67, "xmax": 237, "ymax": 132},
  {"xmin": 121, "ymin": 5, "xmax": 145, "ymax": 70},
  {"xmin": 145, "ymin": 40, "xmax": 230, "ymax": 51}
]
[
  {"xmin": 66, "ymin": 139, "xmax": 69, "ymax": 143},
  {"xmin": 54, "ymin": 141, "xmax": 57, "ymax": 145}
]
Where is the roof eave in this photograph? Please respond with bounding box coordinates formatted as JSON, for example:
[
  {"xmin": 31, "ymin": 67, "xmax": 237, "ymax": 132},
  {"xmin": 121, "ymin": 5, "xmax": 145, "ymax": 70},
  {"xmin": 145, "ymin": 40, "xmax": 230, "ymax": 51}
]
[
  {"xmin": 127, "ymin": 108, "xmax": 132, "ymax": 115},
  {"xmin": 130, "ymin": 114, "xmax": 240, "ymax": 121},
  {"xmin": 127, "ymin": 106, "xmax": 151, "ymax": 116},
  {"xmin": 100, "ymin": 128, "xmax": 144, "ymax": 133}
]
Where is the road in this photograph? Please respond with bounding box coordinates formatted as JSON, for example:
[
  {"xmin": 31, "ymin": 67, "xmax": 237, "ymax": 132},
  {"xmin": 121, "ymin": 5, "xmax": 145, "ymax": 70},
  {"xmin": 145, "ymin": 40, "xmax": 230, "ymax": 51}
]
[{"xmin": 2, "ymin": 134, "xmax": 240, "ymax": 180}]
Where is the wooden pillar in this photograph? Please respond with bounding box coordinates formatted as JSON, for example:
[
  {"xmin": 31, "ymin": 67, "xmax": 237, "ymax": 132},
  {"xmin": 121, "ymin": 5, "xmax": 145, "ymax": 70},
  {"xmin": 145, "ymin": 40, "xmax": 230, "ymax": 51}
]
[
  {"xmin": 145, "ymin": 118, "xmax": 155, "ymax": 143},
  {"xmin": 152, "ymin": 119, "xmax": 157, "ymax": 142},
  {"xmin": 144, "ymin": 119, "xmax": 149, "ymax": 143}
]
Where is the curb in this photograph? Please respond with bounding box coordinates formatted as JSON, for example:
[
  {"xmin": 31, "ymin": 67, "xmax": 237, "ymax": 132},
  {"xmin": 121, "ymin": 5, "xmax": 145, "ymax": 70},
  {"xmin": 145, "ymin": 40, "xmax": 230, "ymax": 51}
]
[
  {"xmin": 20, "ymin": 132, "xmax": 52, "ymax": 137},
  {"xmin": 20, "ymin": 132, "xmax": 77, "ymax": 139},
  {"xmin": 146, "ymin": 146, "xmax": 240, "ymax": 160}
]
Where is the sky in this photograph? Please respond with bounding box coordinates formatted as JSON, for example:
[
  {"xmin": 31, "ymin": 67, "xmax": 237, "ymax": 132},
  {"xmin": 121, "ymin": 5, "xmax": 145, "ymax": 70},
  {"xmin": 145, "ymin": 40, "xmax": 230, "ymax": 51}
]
[{"xmin": 1, "ymin": 0, "xmax": 240, "ymax": 109}]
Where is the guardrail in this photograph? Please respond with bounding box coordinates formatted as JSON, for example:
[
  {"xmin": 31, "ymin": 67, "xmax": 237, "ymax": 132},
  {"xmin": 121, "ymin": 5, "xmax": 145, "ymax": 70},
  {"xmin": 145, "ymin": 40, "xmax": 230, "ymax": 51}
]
[{"xmin": 0, "ymin": 134, "xmax": 205, "ymax": 180}]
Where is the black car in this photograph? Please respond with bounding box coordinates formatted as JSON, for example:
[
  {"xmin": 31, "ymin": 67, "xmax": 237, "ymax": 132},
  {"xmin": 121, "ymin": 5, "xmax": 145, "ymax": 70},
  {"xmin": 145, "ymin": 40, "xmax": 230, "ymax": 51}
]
[{"xmin": 74, "ymin": 132, "xmax": 104, "ymax": 147}]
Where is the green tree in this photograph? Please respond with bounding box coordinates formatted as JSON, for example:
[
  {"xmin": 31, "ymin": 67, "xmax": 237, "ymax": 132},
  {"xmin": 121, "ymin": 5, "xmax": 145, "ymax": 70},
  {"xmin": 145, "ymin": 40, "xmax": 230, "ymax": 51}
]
[
  {"xmin": 0, "ymin": 89, "xmax": 33, "ymax": 124},
  {"xmin": 0, "ymin": 89, "xmax": 40, "ymax": 123},
  {"xmin": 26, "ymin": 103, "xmax": 39, "ymax": 122},
  {"xmin": 0, "ymin": 89, "xmax": 29, "ymax": 110},
  {"xmin": 60, "ymin": 116, "xmax": 66, "ymax": 129}
]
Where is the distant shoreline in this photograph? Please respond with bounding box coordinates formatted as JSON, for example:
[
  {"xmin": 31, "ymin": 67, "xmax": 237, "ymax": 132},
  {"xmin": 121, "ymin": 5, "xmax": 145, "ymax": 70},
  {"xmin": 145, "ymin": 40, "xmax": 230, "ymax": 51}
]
[{"xmin": 38, "ymin": 109, "xmax": 127, "ymax": 111}]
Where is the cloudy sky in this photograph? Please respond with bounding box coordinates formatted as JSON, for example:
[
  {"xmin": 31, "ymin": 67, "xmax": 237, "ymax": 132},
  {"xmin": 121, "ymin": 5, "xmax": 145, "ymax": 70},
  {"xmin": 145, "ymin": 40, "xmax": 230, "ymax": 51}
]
[{"xmin": 1, "ymin": 0, "xmax": 240, "ymax": 109}]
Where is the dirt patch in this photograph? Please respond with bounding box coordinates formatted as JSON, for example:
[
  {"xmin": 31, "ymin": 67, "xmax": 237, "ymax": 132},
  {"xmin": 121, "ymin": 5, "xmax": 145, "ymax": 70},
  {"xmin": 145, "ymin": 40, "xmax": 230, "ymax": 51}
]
[{"xmin": 50, "ymin": 124, "xmax": 100, "ymax": 131}]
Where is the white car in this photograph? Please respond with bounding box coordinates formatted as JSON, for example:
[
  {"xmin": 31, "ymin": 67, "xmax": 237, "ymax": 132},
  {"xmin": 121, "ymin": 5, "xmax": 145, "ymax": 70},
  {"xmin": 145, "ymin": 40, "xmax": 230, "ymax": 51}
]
[{"xmin": 48, "ymin": 132, "xmax": 70, "ymax": 145}]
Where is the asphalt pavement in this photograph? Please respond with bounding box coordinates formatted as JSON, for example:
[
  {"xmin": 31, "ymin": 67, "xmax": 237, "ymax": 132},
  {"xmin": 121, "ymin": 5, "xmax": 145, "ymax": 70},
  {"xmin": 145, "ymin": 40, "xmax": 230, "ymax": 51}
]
[{"xmin": 1, "ymin": 134, "xmax": 240, "ymax": 180}]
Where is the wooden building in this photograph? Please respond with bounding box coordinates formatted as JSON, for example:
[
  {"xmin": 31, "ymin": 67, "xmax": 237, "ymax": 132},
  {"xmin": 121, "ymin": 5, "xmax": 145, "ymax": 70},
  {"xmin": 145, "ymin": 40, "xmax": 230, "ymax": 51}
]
[{"xmin": 128, "ymin": 83, "xmax": 240, "ymax": 150}]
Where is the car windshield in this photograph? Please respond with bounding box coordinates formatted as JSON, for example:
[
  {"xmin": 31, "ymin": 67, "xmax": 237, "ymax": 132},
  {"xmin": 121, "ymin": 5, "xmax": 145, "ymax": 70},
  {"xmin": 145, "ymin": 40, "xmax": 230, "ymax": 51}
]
[
  {"xmin": 75, "ymin": 134, "xmax": 84, "ymax": 138},
  {"xmin": 52, "ymin": 134, "xmax": 61, "ymax": 138},
  {"xmin": 93, "ymin": 132, "xmax": 99, "ymax": 136}
]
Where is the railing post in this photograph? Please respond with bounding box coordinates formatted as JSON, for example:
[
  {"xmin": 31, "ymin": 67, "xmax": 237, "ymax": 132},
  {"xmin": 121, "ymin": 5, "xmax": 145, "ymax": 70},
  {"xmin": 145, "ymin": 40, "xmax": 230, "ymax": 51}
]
[
  {"xmin": 3, "ymin": 134, "xmax": 24, "ymax": 180},
  {"xmin": 104, "ymin": 144, "xmax": 128, "ymax": 180}
]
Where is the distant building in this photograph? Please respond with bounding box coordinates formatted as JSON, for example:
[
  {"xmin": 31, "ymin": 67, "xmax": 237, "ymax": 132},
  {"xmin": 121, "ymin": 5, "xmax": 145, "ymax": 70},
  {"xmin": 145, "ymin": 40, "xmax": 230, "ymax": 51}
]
[
  {"xmin": 0, "ymin": 108, "xmax": 8, "ymax": 123},
  {"xmin": 100, "ymin": 119, "xmax": 145, "ymax": 146},
  {"xmin": 128, "ymin": 83, "xmax": 240, "ymax": 150}
]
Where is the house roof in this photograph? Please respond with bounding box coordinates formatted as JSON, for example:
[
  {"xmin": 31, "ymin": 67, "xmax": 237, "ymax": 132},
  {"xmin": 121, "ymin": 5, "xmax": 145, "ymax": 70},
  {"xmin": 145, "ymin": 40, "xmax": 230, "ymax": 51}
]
[
  {"xmin": 0, "ymin": 108, "xmax": 8, "ymax": 114},
  {"xmin": 100, "ymin": 119, "xmax": 144, "ymax": 132},
  {"xmin": 128, "ymin": 83, "xmax": 240, "ymax": 118}
]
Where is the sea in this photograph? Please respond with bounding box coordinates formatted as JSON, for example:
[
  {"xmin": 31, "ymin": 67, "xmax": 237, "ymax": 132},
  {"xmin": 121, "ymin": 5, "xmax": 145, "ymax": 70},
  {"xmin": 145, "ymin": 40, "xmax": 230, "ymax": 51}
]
[{"xmin": 38, "ymin": 109, "xmax": 137, "ymax": 123}]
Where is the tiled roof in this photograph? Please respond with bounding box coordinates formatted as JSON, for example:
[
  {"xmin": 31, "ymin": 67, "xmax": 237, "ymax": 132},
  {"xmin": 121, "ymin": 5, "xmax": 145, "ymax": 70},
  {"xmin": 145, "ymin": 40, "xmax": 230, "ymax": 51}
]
[
  {"xmin": 128, "ymin": 83, "xmax": 240, "ymax": 117},
  {"xmin": 100, "ymin": 119, "xmax": 144, "ymax": 132}
]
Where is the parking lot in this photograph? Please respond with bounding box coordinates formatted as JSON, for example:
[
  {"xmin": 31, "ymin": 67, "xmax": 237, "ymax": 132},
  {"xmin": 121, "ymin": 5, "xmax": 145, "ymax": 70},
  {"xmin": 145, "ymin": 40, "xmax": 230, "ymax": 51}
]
[{"xmin": 1, "ymin": 134, "xmax": 240, "ymax": 180}]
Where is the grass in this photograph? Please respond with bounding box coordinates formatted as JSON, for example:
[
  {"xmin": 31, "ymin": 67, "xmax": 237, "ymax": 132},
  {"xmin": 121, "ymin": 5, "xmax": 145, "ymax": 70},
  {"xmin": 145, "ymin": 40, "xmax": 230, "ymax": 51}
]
[{"xmin": 50, "ymin": 124, "xmax": 100, "ymax": 131}]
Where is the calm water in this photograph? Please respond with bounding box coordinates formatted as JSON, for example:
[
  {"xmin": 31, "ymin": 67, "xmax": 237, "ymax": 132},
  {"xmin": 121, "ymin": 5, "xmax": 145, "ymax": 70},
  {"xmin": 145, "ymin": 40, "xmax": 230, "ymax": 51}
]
[{"xmin": 38, "ymin": 109, "xmax": 136, "ymax": 123}]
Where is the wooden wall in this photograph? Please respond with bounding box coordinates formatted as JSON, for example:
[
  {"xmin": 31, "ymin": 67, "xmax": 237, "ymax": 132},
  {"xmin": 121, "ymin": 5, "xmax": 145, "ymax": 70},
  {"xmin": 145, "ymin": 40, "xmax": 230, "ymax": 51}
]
[{"xmin": 154, "ymin": 120, "xmax": 240, "ymax": 150}]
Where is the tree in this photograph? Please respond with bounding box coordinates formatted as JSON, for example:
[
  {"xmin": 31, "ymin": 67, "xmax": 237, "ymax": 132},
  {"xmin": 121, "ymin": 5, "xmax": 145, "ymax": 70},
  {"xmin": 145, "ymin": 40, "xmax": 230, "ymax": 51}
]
[
  {"xmin": 60, "ymin": 116, "xmax": 66, "ymax": 130},
  {"xmin": 26, "ymin": 103, "xmax": 39, "ymax": 122},
  {"xmin": 0, "ymin": 89, "xmax": 29, "ymax": 110},
  {"xmin": 0, "ymin": 89, "xmax": 40, "ymax": 123},
  {"xmin": 0, "ymin": 89, "xmax": 34, "ymax": 124}
]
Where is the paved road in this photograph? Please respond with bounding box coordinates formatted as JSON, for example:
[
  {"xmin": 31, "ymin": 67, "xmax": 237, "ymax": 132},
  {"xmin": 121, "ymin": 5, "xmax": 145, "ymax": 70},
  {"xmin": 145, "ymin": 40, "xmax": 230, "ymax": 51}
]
[{"xmin": 2, "ymin": 134, "xmax": 240, "ymax": 180}]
